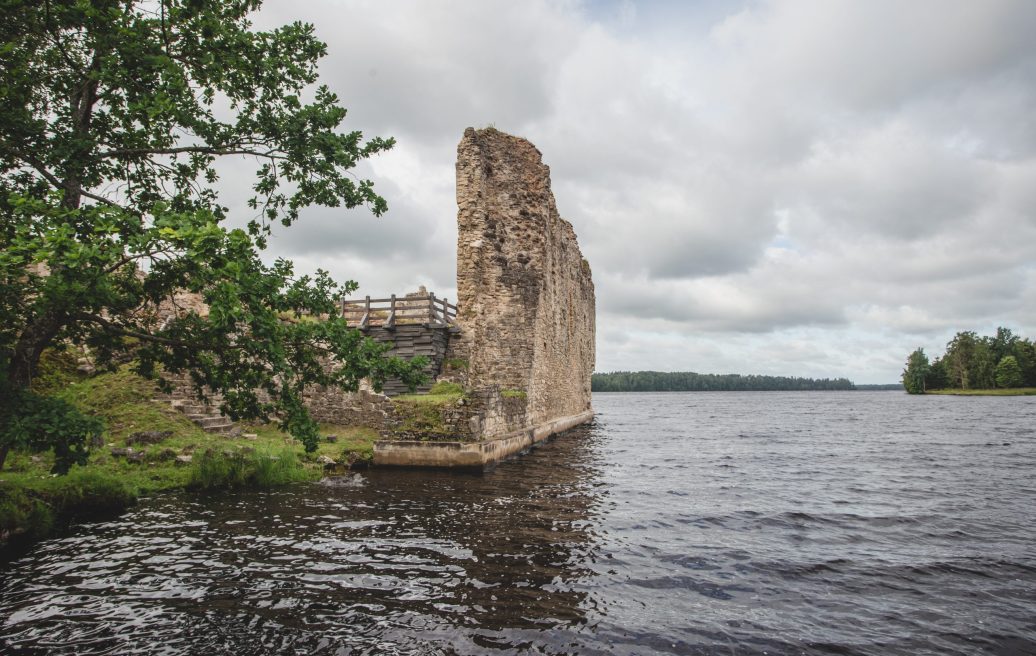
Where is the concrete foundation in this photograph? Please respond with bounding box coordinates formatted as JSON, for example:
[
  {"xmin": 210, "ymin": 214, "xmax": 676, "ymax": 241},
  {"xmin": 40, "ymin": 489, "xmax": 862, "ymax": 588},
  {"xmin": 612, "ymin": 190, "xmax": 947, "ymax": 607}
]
[{"xmin": 373, "ymin": 410, "xmax": 593, "ymax": 469}]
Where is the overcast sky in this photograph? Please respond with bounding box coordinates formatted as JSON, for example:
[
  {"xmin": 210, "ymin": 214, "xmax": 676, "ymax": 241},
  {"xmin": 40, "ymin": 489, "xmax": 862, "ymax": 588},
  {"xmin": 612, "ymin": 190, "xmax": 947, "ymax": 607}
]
[{"xmin": 243, "ymin": 0, "xmax": 1036, "ymax": 384}]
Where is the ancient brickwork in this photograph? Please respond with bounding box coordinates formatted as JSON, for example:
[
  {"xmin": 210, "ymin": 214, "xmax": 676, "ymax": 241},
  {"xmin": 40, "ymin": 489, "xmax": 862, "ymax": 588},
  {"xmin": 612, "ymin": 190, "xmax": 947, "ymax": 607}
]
[
  {"xmin": 303, "ymin": 388, "xmax": 395, "ymax": 429},
  {"xmin": 454, "ymin": 127, "xmax": 595, "ymax": 427}
]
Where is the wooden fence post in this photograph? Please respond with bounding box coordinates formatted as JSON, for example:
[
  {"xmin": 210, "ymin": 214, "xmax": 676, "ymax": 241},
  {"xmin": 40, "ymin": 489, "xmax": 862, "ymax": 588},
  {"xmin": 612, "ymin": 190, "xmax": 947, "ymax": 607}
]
[
  {"xmin": 387, "ymin": 294, "xmax": 397, "ymax": 329},
  {"xmin": 359, "ymin": 295, "xmax": 371, "ymax": 330}
]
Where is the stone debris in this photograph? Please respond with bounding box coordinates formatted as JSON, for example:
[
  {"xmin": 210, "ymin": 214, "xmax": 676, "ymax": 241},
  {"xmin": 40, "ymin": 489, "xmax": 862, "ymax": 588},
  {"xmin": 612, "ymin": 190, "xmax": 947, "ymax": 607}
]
[
  {"xmin": 126, "ymin": 430, "xmax": 173, "ymax": 446},
  {"xmin": 175, "ymin": 455, "xmax": 193, "ymax": 466}
]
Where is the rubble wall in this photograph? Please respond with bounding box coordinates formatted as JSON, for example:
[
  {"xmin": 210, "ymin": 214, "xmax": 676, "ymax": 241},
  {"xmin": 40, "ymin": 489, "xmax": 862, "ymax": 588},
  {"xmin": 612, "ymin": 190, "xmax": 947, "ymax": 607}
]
[{"xmin": 454, "ymin": 127, "xmax": 595, "ymax": 428}]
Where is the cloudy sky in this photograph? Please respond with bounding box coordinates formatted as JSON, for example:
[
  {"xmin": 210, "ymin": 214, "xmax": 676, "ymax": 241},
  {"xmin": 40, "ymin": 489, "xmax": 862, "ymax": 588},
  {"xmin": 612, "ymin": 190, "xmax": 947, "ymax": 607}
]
[{"xmin": 243, "ymin": 0, "xmax": 1036, "ymax": 384}]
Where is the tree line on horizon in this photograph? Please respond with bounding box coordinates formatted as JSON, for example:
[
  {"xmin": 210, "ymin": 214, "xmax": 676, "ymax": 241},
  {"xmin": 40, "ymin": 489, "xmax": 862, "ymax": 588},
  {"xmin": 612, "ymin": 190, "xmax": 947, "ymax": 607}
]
[
  {"xmin": 591, "ymin": 371, "xmax": 856, "ymax": 392},
  {"xmin": 902, "ymin": 327, "xmax": 1036, "ymax": 394}
]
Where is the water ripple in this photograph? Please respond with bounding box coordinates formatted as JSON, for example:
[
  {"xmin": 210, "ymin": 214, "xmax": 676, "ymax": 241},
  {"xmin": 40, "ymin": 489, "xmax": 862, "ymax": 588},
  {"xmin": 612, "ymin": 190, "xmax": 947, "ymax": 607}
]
[{"xmin": 2, "ymin": 392, "xmax": 1036, "ymax": 654}]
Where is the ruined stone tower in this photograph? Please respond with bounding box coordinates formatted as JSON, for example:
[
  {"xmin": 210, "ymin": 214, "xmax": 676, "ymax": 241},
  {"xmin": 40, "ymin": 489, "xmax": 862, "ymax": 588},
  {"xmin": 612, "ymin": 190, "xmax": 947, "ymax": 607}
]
[{"xmin": 452, "ymin": 127, "xmax": 595, "ymax": 427}]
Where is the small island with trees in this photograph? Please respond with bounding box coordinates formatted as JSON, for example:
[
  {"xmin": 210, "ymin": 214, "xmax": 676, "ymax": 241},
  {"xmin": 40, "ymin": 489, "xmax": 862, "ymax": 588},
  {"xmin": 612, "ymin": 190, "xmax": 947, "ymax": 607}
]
[{"xmin": 902, "ymin": 327, "xmax": 1036, "ymax": 395}]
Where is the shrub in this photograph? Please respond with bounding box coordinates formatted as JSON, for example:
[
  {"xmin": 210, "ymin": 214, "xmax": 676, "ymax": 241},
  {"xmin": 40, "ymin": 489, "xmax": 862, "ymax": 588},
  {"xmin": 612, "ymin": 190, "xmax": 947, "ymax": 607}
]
[
  {"xmin": 188, "ymin": 448, "xmax": 310, "ymax": 490},
  {"xmin": 0, "ymin": 385, "xmax": 103, "ymax": 473},
  {"xmin": 428, "ymin": 381, "xmax": 464, "ymax": 395}
]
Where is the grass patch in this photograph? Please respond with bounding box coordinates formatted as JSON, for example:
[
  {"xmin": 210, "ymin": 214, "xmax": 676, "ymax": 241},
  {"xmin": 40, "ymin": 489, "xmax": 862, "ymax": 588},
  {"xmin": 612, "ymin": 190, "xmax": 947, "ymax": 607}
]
[
  {"xmin": 925, "ymin": 387, "xmax": 1036, "ymax": 396},
  {"xmin": 501, "ymin": 389, "xmax": 527, "ymax": 399},
  {"xmin": 29, "ymin": 348, "xmax": 87, "ymax": 396},
  {"xmin": 0, "ymin": 368, "xmax": 386, "ymax": 550},
  {"xmin": 443, "ymin": 358, "xmax": 468, "ymax": 370},
  {"xmin": 429, "ymin": 380, "xmax": 464, "ymax": 395},
  {"xmin": 322, "ymin": 425, "xmax": 379, "ymax": 467},
  {"xmin": 188, "ymin": 447, "xmax": 312, "ymax": 490},
  {"xmin": 395, "ymin": 381, "xmax": 466, "ymax": 406},
  {"xmin": 391, "ymin": 383, "xmax": 467, "ymax": 438}
]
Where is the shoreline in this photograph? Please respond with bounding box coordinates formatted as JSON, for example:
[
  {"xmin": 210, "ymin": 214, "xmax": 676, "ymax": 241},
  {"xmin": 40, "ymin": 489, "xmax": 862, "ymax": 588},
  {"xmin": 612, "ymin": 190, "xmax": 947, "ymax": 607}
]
[{"xmin": 924, "ymin": 388, "xmax": 1036, "ymax": 396}]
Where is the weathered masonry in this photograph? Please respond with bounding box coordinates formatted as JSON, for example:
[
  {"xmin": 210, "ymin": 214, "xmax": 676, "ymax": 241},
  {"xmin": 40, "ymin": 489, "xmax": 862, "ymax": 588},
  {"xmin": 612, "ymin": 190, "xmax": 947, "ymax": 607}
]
[{"xmin": 331, "ymin": 127, "xmax": 595, "ymax": 468}]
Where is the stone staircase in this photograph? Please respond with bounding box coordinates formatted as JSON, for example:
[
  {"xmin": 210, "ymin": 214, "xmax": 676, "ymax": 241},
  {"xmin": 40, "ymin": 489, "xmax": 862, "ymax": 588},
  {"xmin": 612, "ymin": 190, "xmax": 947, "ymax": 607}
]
[{"xmin": 159, "ymin": 374, "xmax": 238, "ymax": 435}]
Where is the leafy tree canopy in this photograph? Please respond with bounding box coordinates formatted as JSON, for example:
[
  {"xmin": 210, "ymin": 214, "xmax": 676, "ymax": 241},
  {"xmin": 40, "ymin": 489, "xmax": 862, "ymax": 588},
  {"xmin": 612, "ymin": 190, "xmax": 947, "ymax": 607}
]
[
  {"xmin": 905, "ymin": 327, "xmax": 1036, "ymax": 393},
  {"xmin": 995, "ymin": 355, "xmax": 1024, "ymax": 389},
  {"xmin": 902, "ymin": 348, "xmax": 929, "ymax": 394},
  {"xmin": 0, "ymin": 0, "xmax": 423, "ymax": 470}
]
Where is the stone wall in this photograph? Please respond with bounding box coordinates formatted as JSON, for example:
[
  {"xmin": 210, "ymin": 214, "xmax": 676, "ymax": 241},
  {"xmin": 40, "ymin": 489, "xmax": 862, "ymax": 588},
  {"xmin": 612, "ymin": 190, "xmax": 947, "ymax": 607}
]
[
  {"xmin": 303, "ymin": 387, "xmax": 396, "ymax": 429},
  {"xmin": 453, "ymin": 127, "xmax": 595, "ymax": 428}
]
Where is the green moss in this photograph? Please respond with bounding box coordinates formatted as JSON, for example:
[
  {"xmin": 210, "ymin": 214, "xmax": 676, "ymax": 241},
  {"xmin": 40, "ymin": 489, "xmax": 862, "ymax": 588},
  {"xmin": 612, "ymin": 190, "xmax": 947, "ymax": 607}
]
[
  {"xmin": 444, "ymin": 358, "xmax": 468, "ymax": 370},
  {"xmin": 30, "ymin": 348, "xmax": 87, "ymax": 396},
  {"xmin": 394, "ymin": 392, "xmax": 464, "ymax": 406},
  {"xmin": 428, "ymin": 381, "xmax": 464, "ymax": 395},
  {"xmin": 501, "ymin": 389, "xmax": 527, "ymax": 399}
]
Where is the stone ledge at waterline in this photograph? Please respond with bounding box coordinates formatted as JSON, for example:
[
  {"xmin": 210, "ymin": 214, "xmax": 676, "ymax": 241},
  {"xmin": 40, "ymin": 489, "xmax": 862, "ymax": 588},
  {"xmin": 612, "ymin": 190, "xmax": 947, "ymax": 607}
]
[
  {"xmin": 364, "ymin": 127, "xmax": 596, "ymax": 468},
  {"xmin": 374, "ymin": 410, "xmax": 594, "ymax": 469}
]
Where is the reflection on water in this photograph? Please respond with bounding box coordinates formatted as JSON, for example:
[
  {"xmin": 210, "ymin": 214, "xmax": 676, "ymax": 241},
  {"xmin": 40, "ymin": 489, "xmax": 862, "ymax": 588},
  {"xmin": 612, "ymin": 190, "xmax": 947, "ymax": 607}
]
[
  {"xmin": 2, "ymin": 392, "xmax": 1036, "ymax": 655},
  {"xmin": 0, "ymin": 425, "xmax": 606, "ymax": 655}
]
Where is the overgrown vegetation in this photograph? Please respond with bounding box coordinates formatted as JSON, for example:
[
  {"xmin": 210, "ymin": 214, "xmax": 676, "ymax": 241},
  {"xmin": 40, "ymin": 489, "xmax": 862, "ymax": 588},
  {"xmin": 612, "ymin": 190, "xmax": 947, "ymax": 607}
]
[
  {"xmin": 0, "ymin": 367, "xmax": 379, "ymax": 549},
  {"xmin": 188, "ymin": 448, "xmax": 309, "ymax": 490},
  {"xmin": 1, "ymin": 0, "xmax": 425, "ymax": 471},
  {"xmin": 392, "ymin": 381, "xmax": 468, "ymax": 438}
]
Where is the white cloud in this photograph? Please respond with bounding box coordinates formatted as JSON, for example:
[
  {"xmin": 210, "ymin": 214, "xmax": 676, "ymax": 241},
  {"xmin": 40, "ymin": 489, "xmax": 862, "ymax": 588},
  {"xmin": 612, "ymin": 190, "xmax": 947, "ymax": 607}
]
[{"xmin": 243, "ymin": 0, "xmax": 1036, "ymax": 383}]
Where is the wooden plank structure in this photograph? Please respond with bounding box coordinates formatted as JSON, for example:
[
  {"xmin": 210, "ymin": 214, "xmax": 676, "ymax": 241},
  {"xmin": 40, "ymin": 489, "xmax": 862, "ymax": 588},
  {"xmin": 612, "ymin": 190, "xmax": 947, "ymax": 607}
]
[
  {"xmin": 340, "ymin": 293, "xmax": 460, "ymax": 396},
  {"xmin": 341, "ymin": 293, "xmax": 459, "ymax": 330}
]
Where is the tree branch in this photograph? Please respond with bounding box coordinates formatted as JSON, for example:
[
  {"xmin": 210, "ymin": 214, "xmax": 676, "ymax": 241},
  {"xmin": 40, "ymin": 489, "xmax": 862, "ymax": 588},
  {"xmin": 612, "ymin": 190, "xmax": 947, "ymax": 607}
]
[
  {"xmin": 97, "ymin": 145, "xmax": 289, "ymax": 160},
  {"xmin": 75, "ymin": 311, "xmax": 189, "ymax": 347},
  {"xmin": 1, "ymin": 143, "xmax": 137, "ymax": 213}
]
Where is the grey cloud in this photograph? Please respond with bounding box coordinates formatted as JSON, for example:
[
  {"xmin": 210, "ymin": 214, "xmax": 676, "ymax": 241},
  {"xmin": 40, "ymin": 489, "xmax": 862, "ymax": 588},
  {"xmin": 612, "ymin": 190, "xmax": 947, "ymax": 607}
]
[
  {"xmin": 257, "ymin": 1, "xmax": 579, "ymax": 141},
  {"xmin": 785, "ymin": 124, "xmax": 991, "ymax": 240},
  {"xmin": 248, "ymin": 0, "xmax": 1036, "ymax": 383}
]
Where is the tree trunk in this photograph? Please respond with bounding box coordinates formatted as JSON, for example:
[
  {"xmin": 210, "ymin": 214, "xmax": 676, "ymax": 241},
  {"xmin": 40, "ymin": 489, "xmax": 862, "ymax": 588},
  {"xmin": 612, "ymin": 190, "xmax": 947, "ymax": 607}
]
[{"xmin": 7, "ymin": 313, "xmax": 63, "ymax": 389}]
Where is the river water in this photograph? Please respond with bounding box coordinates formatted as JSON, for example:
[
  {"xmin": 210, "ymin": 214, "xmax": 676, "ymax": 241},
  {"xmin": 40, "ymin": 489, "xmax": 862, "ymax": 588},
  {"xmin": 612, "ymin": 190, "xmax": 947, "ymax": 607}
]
[{"xmin": 2, "ymin": 391, "xmax": 1035, "ymax": 655}]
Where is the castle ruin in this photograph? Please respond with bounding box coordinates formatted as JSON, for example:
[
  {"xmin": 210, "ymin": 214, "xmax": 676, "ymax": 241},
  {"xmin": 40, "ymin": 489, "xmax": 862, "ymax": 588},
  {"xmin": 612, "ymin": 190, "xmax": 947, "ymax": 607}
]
[{"xmin": 296, "ymin": 128, "xmax": 596, "ymax": 468}]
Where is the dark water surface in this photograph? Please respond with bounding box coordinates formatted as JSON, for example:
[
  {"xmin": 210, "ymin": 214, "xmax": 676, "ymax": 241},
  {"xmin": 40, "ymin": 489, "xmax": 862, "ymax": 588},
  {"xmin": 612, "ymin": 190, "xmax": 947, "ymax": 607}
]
[{"xmin": 2, "ymin": 392, "xmax": 1035, "ymax": 655}]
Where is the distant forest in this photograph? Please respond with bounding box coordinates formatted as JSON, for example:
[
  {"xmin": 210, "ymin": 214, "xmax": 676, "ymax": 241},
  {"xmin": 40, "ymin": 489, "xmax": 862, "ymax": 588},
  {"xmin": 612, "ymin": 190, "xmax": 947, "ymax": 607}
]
[{"xmin": 591, "ymin": 371, "xmax": 856, "ymax": 392}]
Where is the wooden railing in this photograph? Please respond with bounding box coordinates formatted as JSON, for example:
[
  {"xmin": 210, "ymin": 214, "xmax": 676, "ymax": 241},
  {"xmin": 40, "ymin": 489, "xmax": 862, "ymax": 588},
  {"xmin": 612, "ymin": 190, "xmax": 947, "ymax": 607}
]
[{"xmin": 341, "ymin": 293, "xmax": 459, "ymax": 330}]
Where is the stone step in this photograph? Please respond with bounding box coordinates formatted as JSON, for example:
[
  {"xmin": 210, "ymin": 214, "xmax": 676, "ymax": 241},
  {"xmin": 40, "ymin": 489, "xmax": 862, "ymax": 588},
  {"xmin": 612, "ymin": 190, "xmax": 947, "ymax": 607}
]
[
  {"xmin": 180, "ymin": 404, "xmax": 219, "ymax": 416},
  {"xmin": 203, "ymin": 422, "xmax": 237, "ymax": 434},
  {"xmin": 190, "ymin": 415, "xmax": 233, "ymax": 429}
]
